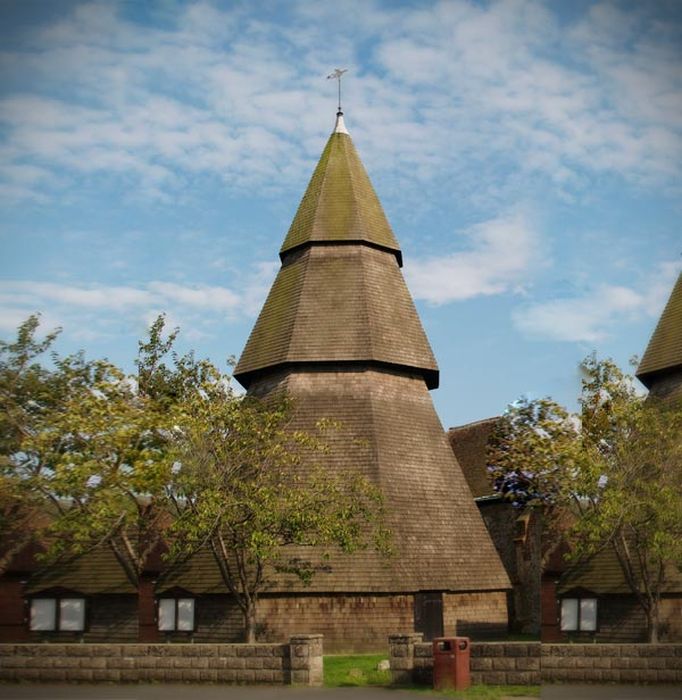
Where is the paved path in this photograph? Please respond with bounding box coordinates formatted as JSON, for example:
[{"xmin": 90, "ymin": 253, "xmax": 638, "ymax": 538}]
[
  {"xmin": 0, "ymin": 685, "xmax": 420, "ymax": 700},
  {"xmin": 2, "ymin": 685, "xmax": 681, "ymax": 700},
  {"xmin": 541, "ymin": 685, "xmax": 682, "ymax": 699}
]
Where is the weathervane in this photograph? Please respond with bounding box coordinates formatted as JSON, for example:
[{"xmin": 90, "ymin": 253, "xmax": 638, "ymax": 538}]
[{"xmin": 327, "ymin": 68, "xmax": 348, "ymax": 114}]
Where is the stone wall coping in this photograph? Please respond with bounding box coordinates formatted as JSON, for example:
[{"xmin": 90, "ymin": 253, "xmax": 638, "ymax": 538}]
[{"xmin": 0, "ymin": 638, "xmax": 323, "ymax": 687}]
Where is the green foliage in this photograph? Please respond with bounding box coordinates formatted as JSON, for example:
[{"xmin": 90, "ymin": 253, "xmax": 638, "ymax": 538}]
[
  {"xmin": 0, "ymin": 314, "xmax": 388, "ymax": 641},
  {"xmin": 165, "ymin": 375, "xmax": 389, "ymax": 641},
  {"xmin": 487, "ymin": 354, "xmax": 682, "ymax": 642}
]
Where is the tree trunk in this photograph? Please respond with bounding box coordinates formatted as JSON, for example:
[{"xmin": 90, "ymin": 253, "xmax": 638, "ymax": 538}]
[
  {"xmin": 646, "ymin": 604, "xmax": 660, "ymax": 643},
  {"xmin": 244, "ymin": 601, "xmax": 257, "ymax": 643}
]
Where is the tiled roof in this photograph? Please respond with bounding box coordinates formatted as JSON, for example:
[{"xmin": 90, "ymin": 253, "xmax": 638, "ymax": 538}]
[
  {"xmin": 234, "ymin": 245, "xmax": 438, "ymax": 389},
  {"xmin": 164, "ymin": 368, "xmax": 510, "ymax": 594},
  {"xmin": 279, "ymin": 132, "xmax": 401, "ymax": 263},
  {"xmin": 447, "ymin": 418, "xmax": 500, "ymax": 499},
  {"xmin": 637, "ymin": 272, "xmax": 682, "ymax": 386}
]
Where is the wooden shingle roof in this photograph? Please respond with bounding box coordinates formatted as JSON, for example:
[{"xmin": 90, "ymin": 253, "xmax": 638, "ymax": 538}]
[
  {"xmin": 558, "ymin": 543, "xmax": 682, "ymax": 595},
  {"xmin": 25, "ymin": 546, "xmax": 135, "ymax": 596},
  {"xmin": 230, "ymin": 116, "xmax": 511, "ymax": 596},
  {"xmin": 637, "ymin": 272, "xmax": 682, "ymax": 387},
  {"xmin": 165, "ymin": 369, "xmax": 510, "ymax": 594},
  {"xmin": 280, "ymin": 131, "xmax": 401, "ymax": 264},
  {"xmin": 447, "ymin": 418, "xmax": 500, "ymax": 499},
  {"xmin": 234, "ymin": 245, "xmax": 438, "ymax": 389}
]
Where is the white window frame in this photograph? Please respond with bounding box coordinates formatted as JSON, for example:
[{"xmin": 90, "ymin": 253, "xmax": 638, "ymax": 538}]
[
  {"xmin": 29, "ymin": 597, "xmax": 86, "ymax": 632},
  {"xmin": 560, "ymin": 596, "xmax": 598, "ymax": 632},
  {"xmin": 157, "ymin": 597, "xmax": 195, "ymax": 632}
]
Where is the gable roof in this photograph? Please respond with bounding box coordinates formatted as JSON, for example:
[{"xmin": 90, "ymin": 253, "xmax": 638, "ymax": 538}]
[{"xmin": 637, "ymin": 272, "xmax": 682, "ymax": 387}]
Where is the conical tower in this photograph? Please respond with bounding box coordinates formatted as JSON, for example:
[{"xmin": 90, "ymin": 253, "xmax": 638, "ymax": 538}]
[
  {"xmin": 636, "ymin": 271, "xmax": 682, "ymax": 402},
  {"xmin": 235, "ymin": 112, "xmax": 510, "ymax": 648}
]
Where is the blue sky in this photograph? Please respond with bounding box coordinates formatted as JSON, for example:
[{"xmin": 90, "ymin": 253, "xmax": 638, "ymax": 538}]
[{"xmin": 1, "ymin": 0, "xmax": 680, "ymax": 428}]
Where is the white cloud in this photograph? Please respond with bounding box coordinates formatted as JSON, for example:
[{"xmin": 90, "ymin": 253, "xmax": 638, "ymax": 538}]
[
  {"xmin": 512, "ymin": 262, "xmax": 681, "ymax": 343},
  {"xmin": 406, "ymin": 212, "xmax": 544, "ymax": 304},
  {"xmin": 0, "ymin": 262, "xmax": 277, "ymax": 339},
  {"xmin": 0, "ymin": 1, "xmax": 679, "ymax": 204}
]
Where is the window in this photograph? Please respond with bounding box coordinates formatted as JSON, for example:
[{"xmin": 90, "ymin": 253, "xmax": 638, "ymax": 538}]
[
  {"xmin": 29, "ymin": 597, "xmax": 86, "ymax": 632},
  {"xmin": 560, "ymin": 597, "xmax": 597, "ymax": 632},
  {"xmin": 158, "ymin": 598, "xmax": 195, "ymax": 632}
]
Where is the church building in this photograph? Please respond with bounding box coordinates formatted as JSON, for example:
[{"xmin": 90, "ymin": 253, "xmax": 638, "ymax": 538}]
[{"xmin": 0, "ymin": 110, "xmax": 510, "ymax": 651}]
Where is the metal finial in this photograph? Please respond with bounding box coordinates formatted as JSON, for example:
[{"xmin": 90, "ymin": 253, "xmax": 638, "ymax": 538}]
[{"xmin": 327, "ymin": 68, "xmax": 348, "ymax": 113}]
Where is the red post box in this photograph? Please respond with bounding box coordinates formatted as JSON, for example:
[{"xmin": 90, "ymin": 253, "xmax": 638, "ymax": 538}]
[{"xmin": 432, "ymin": 636, "xmax": 471, "ymax": 690}]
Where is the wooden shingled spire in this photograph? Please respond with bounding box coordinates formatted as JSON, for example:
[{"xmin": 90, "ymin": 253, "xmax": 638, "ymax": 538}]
[
  {"xmin": 233, "ymin": 114, "xmax": 510, "ymax": 595},
  {"xmin": 636, "ymin": 271, "xmax": 682, "ymax": 400}
]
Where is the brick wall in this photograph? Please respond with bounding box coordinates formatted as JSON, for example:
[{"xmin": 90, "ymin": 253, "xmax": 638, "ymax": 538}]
[
  {"xmin": 389, "ymin": 635, "xmax": 682, "ymax": 685},
  {"xmin": 0, "ymin": 635, "xmax": 323, "ymax": 686}
]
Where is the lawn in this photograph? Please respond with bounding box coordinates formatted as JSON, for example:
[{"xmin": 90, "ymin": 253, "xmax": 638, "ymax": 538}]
[{"xmin": 323, "ymin": 654, "xmax": 540, "ymax": 698}]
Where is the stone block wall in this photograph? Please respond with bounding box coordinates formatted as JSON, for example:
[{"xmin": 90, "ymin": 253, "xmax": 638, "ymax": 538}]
[
  {"xmin": 0, "ymin": 635, "xmax": 323, "ymax": 686},
  {"xmin": 389, "ymin": 636, "xmax": 540, "ymax": 686},
  {"xmin": 542, "ymin": 644, "xmax": 682, "ymax": 684},
  {"xmin": 390, "ymin": 635, "xmax": 682, "ymax": 685}
]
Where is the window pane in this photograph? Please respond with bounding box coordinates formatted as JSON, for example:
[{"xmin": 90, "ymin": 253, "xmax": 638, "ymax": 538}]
[
  {"xmin": 158, "ymin": 599, "xmax": 176, "ymax": 631},
  {"xmin": 30, "ymin": 599, "xmax": 56, "ymax": 631},
  {"xmin": 580, "ymin": 598, "xmax": 597, "ymax": 631},
  {"xmin": 560, "ymin": 598, "xmax": 578, "ymax": 631},
  {"xmin": 177, "ymin": 599, "xmax": 194, "ymax": 631},
  {"xmin": 60, "ymin": 598, "xmax": 85, "ymax": 631}
]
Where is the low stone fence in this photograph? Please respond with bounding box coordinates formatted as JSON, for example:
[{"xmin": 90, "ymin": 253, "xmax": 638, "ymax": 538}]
[
  {"xmin": 389, "ymin": 634, "xmax": 540, "ymax": 685},
  {"xmin": 389, "ymin": 634, "xmax": 682, "ymax": 685},
  {"xmin": 0, "ymin": 635, "xmax": 323, "ymax": 686},
  {"xmin": 542, "ymin": 643, "xmax": 682, "ymax": 684}
]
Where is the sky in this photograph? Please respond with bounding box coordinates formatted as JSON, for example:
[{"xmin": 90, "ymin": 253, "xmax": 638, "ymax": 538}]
[{"xmin": 0, "ymin": 0, "xmax": 680, "ymax": 428}]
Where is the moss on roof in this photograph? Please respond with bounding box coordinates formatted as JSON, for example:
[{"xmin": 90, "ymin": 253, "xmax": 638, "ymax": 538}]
[
  {"xmin": 234, "ymin": 245, "xmax": 438, "ymax": 388},
  {"xmin": 280, "ymin": 132, "xmax": 401, "ymax": 261},
  {"xmin": 637, "ymin": 272, "xmax": 682, "ymax": 385}
]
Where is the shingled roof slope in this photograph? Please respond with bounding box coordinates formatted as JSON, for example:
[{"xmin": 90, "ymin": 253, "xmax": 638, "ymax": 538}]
[
  {"xmin": 166, "ymin": 368, "xmax": 510, "ymax": 594},
  {"xmin": 25, "ymin": 546, "xmax": 135, "ymax": 595},
  {"xmin": 235, "ymin": 245, "xmax": 438, "ymax": 388},
  {"xmin": 637, "ymin": 272, "xmax": 682, "ymax": 386},
  {"xmin": 558, "ymin": 543, "xmax": 682, "ymax": 595},
  {"xmin": 280, "ymin": 131, "xmax": 401, "ymax": 263},
  {"xmin": 229, "ymin": 114, "xmax": 510, "ymax": 597},
  {"xmin": 447, "ymin": 417, "xmax": 500, "ymax": 499}
]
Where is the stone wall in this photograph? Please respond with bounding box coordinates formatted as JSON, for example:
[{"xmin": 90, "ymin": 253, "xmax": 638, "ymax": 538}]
[
  {"xmin": 0, "ymin": 635, "xmax": 323, "ymax": 686},
  {"xmin": 389, "ymin": 636, "xmax": 540, "ymax": 686},
  {"xmin": 542, "ymin": 644, "xmax": 682, "ymax": 684},
  {"xmin": 389, "ymin": 635, "xmax": 682, "ymax": 685}
]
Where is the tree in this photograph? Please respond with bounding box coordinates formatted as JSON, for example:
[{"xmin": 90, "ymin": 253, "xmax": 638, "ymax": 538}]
[
  {"xmin": 165, "ymin": 371, "xmax": 388, "ymax": 643},
  {"xmin": 488, "ymin": 355, "xmax": 682, "ymax": 642},
  {"xmin": 22, "ymin": 315, "xmax": 215, "ymax": 586},
  {"xmin": 1, "ymin": 315, "xmax": 388, "ymax": 642},
  {"xmin": 0, "ymin": 315, "xmax": 99, "ymax": 575}
]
